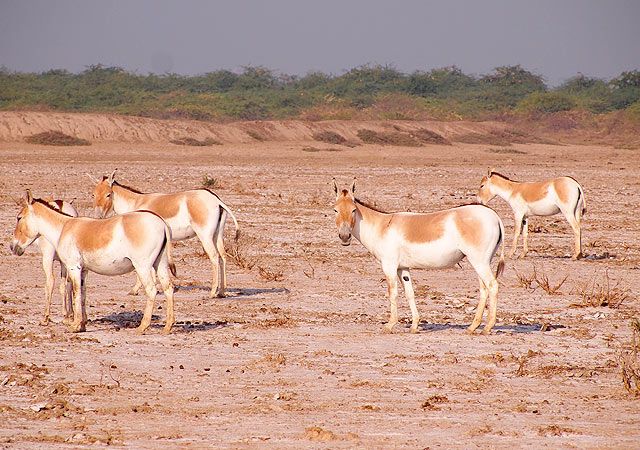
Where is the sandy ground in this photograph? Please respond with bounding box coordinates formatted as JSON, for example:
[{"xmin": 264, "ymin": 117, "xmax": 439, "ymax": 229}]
[{"xmin": 1, "ymin": 115, "xmax": 639, "ymax": 448}]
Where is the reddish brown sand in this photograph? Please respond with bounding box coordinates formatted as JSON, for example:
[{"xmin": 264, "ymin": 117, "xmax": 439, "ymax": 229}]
[{"xmin": 0, "ymin": 113, "xmax": 639, "ymax": 448}]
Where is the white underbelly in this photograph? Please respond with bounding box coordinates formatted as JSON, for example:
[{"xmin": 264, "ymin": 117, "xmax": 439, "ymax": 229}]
[
  {"xmin": 528, "ymin": 202, "xmax": 560, "ymax": 216},
  {"xmin": 398, "ymin": 242, "xmax": 464, "ymax": 270},
  {"xmin": 84, "ymin": 254, "xmax": 134, "ymax": 276},
  {"xmin": 166, "ymin": 222, "xmax": 195, "ymax": 241}
]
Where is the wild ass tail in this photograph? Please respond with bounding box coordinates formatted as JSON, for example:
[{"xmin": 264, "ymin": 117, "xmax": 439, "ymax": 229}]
[
  {"xmin": 575, "ymin": 183, "xmax": 587, "ymax": 220},
  {"xmin": 163, "ymin": 224, "xmax": 177, "ymax": 277},
  {"xmin": 203, "ymin": 188, "xmax": 240, "ymax": 241},
  {"xmin": 219, "ymin": 201, "xmax": 240, "ymax": 242},
  {"xmin": 495, "ymin": 217, "xmax": 506, "ymax": 279}
]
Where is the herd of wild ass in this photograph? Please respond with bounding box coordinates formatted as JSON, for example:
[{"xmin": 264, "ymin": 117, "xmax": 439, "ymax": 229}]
[{"xmin": 10, "ymin": 168, "xmax": 586, "ymax": 335}]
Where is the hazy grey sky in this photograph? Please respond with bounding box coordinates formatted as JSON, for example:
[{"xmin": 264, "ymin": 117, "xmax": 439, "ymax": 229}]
[{"xmin": 1, "ymin": 0, "xmax": 638, "ymax": 85}]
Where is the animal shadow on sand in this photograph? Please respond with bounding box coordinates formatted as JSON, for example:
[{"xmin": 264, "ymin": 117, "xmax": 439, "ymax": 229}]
[
  {"xmin": 418, "ymin": 321, "xmax": 566, "ymax": 334},
  {"xmin": 175, "ymin": 285, "xmax": 290, "ymax": 299},
  {"xmin": 93, "ymin": 310, "xmax": 230, "ymax": 333}
]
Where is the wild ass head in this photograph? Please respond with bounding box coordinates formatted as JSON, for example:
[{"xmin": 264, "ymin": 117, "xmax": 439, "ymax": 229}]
[
  {"xmin": 92, "ymin": 169, "xmax": 117, "ymax": 218},
  {"xmin": 333, "ymin": 178, "xmax": 357, "ymax": 246},
  {"xmin": 477, "ymin": 167, "xmax": 498, "ymax": 205},
  {"xmin": 10, "ymin": 190, "xmax": 40, "ymax": 256}
]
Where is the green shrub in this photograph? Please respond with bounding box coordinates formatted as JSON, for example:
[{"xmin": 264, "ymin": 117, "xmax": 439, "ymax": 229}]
[{"xmin": 517, "ymin": 92, "xmax": 577, "ymax": 114}]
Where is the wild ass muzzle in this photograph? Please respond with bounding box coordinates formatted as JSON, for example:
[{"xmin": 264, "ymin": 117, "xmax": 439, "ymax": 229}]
[
  {"xmin": 11, "ymin": 190, "xmax": 177, "ymax": 334},
  {"xmin": 92, "ymin": 170, "xmax": 239, "ymax": 298},
  {"xmin": 477, "ymin": 168, "xmax": 586, "ymax": 259},
  {"xmin": 333, "ymin": 179, "xmax": 506, "ymax": 335}
]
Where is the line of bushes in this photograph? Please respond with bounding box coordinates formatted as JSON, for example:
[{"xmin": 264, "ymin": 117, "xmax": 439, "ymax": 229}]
[{"xmin": 1, "ymin": 64, "xmax": 638, "ymax": 121}]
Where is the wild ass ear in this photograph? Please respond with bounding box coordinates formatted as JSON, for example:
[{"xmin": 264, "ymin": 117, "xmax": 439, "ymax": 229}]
[
  {"xmin": 350, "ymin": 177, "xmax": 356, "ymax": 194},
  {"xmin": 85, "ymin": 172, "xmax": 99, "ymax": 184},
  {"xmin": 107, "ymin": 169, "xmax": 117, "ymax": 186},
  {"xmin": 25, "ymin": 189, "xmax": 34, "ymax": 204},
  {"xmin": 487, "ymin": 167, "xmax": 493, "ymax": 176},
  {"xmin": 332, "ymin": 177, "xmax": 338, "ymax": 195}
]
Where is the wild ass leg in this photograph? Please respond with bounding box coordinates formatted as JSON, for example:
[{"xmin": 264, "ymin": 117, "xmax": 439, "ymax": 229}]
[
  {"xmin": 213, "ymin": 218, "xmax": 228, "ymax": 297},
  {"xmin": 156, "ymin": 263, "xmax": 176, "ymax": 334},
  {"xmin": 468, "ymin": 261, "xmax": 499, "ymax": 334},
  {"xmin": 61, "ymin": 264, "xmax": 73, "ymax": 325},
  {"xmin": 41, "ymin": 249, "xmax": 55, "ymax": 325},
  {"xmin": 467, "ymin": 276, "xmax": 488, "ymax": 334},
  {"xmin": 67, "ymin": 267, "xmax": 86, "ymax": 333},
  {"xmin": 521, "ymin": 217, "xmax": 529, "ymax": 258},
  {"xmin": 561, "ymin": 207, "xmax": 583, "ymax": 260},
  {"xmin": 509, "ymin": 213, "xmax": 524, "ymax": 258},
  {"xmin": 80, "ymin": 269, "xmax": 88, "ymax": 325},
  {"xmin": 398, "ymin": 269, "xmax": 420, "ymax": 333},
  {"xmin": 383, "ymin": 264, "xmax": 399, "ymax": 332},
  {"xmin": 129, "ymin": 274, "xmax": 143, "ymax": 296},
  {"xmin": 135, "ymin": 266, "xmax": 158, "ymax": 335},
  {"xmin": 195, "ymin": 228, "xmax": 223, "ymax": 298}
]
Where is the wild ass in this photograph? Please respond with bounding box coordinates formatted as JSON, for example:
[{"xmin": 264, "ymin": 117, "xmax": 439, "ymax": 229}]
[
  {"xmin": 11, "ymin": 191, "xmax": 176, "ymax": 334},
  {"xmin": 36, "ymin": 197, "xmax": 78, "ymax": 325},
  {"xmin": 477, "ymin": 169, "xmax": 586, "ymax": 259},
  {"xmin": 333, "ymin": 179, "xmax": 505, "ymax": 335},
  {"xmin": 92, "ymin": 170, "xmax": 239, "ymax": 298}
]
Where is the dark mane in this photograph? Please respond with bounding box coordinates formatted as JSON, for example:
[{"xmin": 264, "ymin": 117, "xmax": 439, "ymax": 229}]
[
  {"xmin": 33, "ymin": 198, "xmax": 73, "ymax": 217},
  {"xmin": 355, "ymin": 198, "xmax": 389, "ymax": 214},
  {"xmin": 490, "ymin": 171, "xmax": 515, "ymax": 181},
  {"xmin": 113, "ymin": 180, "xmax": 145, "ymax": 194}
]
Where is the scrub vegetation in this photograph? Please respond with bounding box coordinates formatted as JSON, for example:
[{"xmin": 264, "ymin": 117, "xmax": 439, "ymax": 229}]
[{"xmin": 1, "ymin": 64, "xmax": 639, "ymax": 122}]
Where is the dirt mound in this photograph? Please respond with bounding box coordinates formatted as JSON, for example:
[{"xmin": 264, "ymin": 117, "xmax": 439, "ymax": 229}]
[{"xmin": 0, "ymin": 111, "xmax": 537, "ymax": 145}]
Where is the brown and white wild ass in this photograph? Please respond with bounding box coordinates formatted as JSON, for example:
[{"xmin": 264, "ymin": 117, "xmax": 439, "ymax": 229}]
[
  {"xmin": 477, "ymin": 169, "xmax": 586, "ymax": 259},
  {"xmin": 333, "ymin": 179, "xmax": 505, "ymax": 335},
  {"xmin": 36, "ymin": 197, "xmax": 78, "ymax": 325},
  {"xmin": 11, "ymin": 191, "xmax": 177, "ymax": 334},
  {"xmin": 92, "ymin": 170, "xmax": 239, "ymax": 298}
]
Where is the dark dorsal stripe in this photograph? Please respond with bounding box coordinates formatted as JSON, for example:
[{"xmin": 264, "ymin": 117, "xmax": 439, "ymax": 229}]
[
  {"xmin": 490, "ymin": 171, "xmax": 515, "ymax": 182},
  {"xmin": 32, "ymin": 198, "xmax": 73, "ymax": 217},
  {"xmin": 113, "ymin": 181, "xmax": 145, "ymax": 194},
  {"xmin": 355, "ymin": 198, "xmax": 389, "ymax": 214}
]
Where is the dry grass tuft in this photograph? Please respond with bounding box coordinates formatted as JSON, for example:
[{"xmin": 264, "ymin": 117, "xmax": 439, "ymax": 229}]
[
  {"xmin": 227, "ymin": 233, "xmax": 257, "ymax": 270},
  {"xmin": 486, "ymin": 147, "xmax": 527, "ymax": 154},
  {"xmin": 25, "ymin": 130, "xmax": 90, "ymax": 146},
  {"xmin": 409, "ymin": 128, "xmax": 451, "ymax": 145},
  {"xmin": 201, "ymin": 174, "xmax": 219, "ymax": 189},
  {"xmin": 170, "ymin": 136, "xmax": 221, "ymax": 146},
  {"xmin": 312, "ymin": 130, "xmax": 347, "ymax": 145},
  {"xmin": 421, "ymin": 395, "xmax": 449, "ymax": 411},
  {"xmin": 572, "ymin": 270, "xmax": 629, "ymax": 308},
  {"xmin": 301, "ymin": 146, "xmax": 342, "ymax": 153},
  {"xmin": 357, "ymin": 129, "xmax": 422, "ymax": 147},
  {"xmin": 245, "ymin": 129, "xmax": 267, "ymax": 141},
  {"xmin": 258, "ymin": 266, "xmax": 284, "ymax": 282},
  {"xmin": 619, "ymin": 318, "xmax": 640, "ymax": 396},
  {"xmin": 514, "ymin": 264, "xmax": 567, "ymax": 294}
]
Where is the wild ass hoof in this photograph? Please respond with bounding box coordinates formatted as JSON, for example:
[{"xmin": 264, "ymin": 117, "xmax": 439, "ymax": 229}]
[
  {"xmin": 68, "ymin": 321, "xmax": 86, "ymax": 333},
  {"xmin": 481, "ymin": 328, "xmax": 493, "ymax": 335},
  {"xmin": 62, "ymin": 316, "xmax": 74, "ymax": 326},
  {"xmin": 40, "ymin": 317, "xmax": 50, "ymax": 326},
  {"xmin": 466, "ymin": 326, "xmax": 478, "ymax": 335},
  {"xmin": 383, "ymin": 321, "xmax": 397, "ymax": 333},
  {"xmin": 161, "ymin": 325, "xmax": 173, "ymax": 335},
  {"xmin": 128, "ymin": 290, "xmax": 140, "ymax": 296},
  {"xmin": 409, "ymin": 326, "xmax": 419, "ymax": 334},
  {"xmin": 572, "ymin": 253, "xmax": 583, "ymax": 261},
  {"xmin": 135, "ymin": 323, "xmax": 150, "ymax": 335}
]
